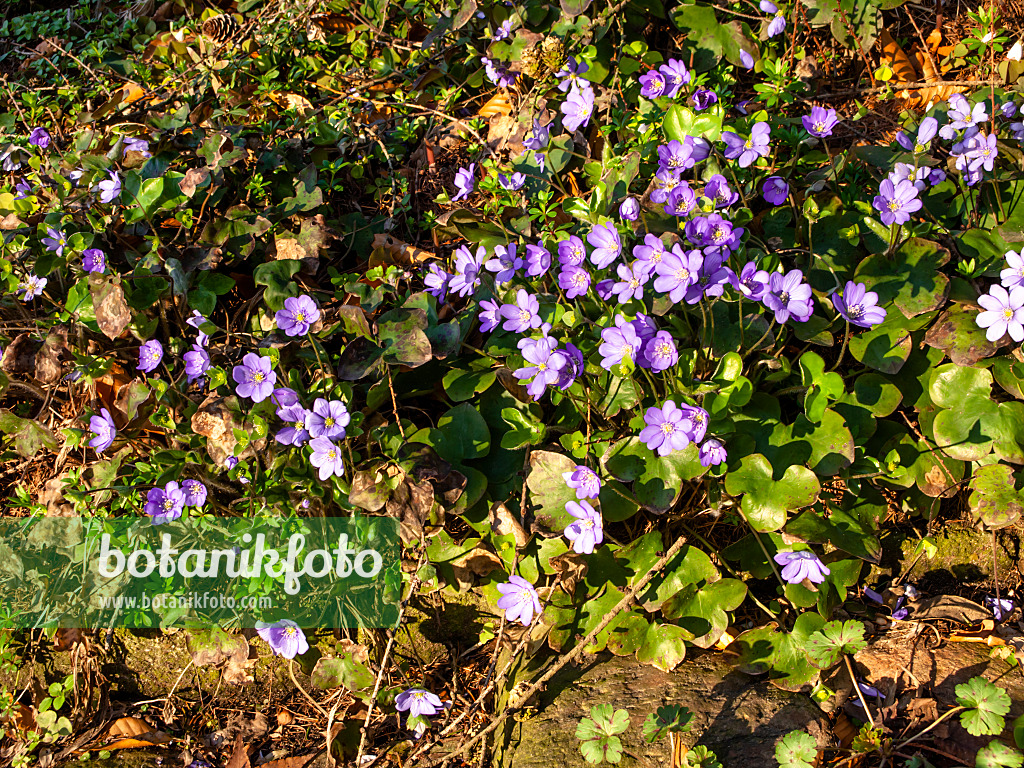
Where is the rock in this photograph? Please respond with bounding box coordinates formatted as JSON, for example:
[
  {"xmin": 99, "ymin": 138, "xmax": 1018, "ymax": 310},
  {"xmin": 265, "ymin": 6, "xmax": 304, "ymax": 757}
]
[
  {"xmin": 496, "ymin": 653, "xmax": 834, "ymax": 768},
  {"xmin": 899, "ymin": 527, "xmax": 1017, "ymax": 585}
]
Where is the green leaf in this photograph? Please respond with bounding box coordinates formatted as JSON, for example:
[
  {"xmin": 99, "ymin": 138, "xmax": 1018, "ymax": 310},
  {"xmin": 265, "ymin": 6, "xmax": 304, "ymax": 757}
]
[
  {"xmin": 603, "ymin": 437, "xmax": 707, "ymax": 514},
  {"xmin": 525, "ymin": 450, "xmax": 578, "ymax": 534},
  {"xmin": 664, "ymin": 103, "xmax": 724, "ymax": 143},
  {"xmin": 977, "ymin": 742, "xmax": 1024, "ymax": 768},
  {"xmin": 848, "ymin": 312, "xmax": 913, "ymax": 374},
  {"xmin": 433, "ymin": 404, "xmax": 491, "ymax": 463},
  {"xmin": 0, "ymin": 410, "xmax": 59, "ymax": 458},
  {"xmin": 443, "ymin": 367, "xmax": 496, "ymax": 402},
  {"xmin": 376, "ymin": 308, "xmax": 431, "ymax": 367},
  {"xmin": 642, "ymin": 704, "xmax": 692, "ymax": 743},
  {"xmin": 253, "ymin": 260, "xmax": 301, "ymax": 312},
  {"xmin": 969, "ymin": 464, "xmax": 1024, "ymax": 530},
  {"xmin": 635, "ymin": 622, "xmax": 689, "ymax": 672},
  {"xmin": 724, "ymin": 454, "xmax": 820, "ymax": 531},
  {"xmin": 805, "ymin": 619, "xmax": 867, "ymax": 669},
  {"xmin": 775, "ymin": 730, "xmax": 818, "ymax": 768},
  {"xmin": 854, "ymin": 238, "xmax": 950, "ymax": 319},
  {"xmin": 310, "ymin": 653, "xmax": 375, "ymax": 692},
  {"xmin": 924, "ymin": 304, "xmax": 1003, "ymax": 366},
  {"xmin": 786, "ymin": 507, "xmax": 881, "ymax": 563},
  {"xmin": 500, "ymin": 407, "xmax": 546, "ymax": 450},
  {"xmin": 662, "ymin": 578, "xmax": 747, "ymax": 648},
  {"xmin": 956, "ymin": 676, "xmax": 1011, "ymax": 736}
]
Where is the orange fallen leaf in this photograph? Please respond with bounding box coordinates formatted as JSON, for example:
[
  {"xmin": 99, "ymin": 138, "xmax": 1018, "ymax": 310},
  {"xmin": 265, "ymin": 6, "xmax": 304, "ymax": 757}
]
[{"xmin": 478, "ymin": 92, "xmax": 512, "ymax": 118}]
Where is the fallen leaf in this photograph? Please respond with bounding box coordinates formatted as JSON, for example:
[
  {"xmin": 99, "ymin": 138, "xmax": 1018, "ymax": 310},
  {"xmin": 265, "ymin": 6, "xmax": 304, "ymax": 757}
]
[
  {"xmin": 90, "ymin": 274, "xmax": 132, "ymax": 340},
  {"xmin": 225, "ymin": 733, "xmax": 251, "ymax": 768},
  {"xmin": 370, "ymin": 233, "xmax": 433, "ymax": 266}
]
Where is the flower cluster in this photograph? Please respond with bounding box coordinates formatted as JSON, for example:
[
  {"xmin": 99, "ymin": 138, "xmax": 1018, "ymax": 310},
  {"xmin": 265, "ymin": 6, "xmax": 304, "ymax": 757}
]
[
  {"xmin": 144, "ymin": 479, "xmax": 208, "ymax": 525},
  {"xmin": 976, "ymin": 249, "xmax": 1024, "ymax": 342}
]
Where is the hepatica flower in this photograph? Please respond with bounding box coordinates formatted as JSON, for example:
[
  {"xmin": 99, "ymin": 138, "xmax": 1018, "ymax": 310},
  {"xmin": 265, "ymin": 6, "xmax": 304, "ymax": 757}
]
[
  {"xmin": 28, "ymin": 127, "xmax": 50, "ymax": 148},
  {"xmin": 832, "ymin": 281, "xmax": 887, "ymax": 328},
  {"xmin": 496, "ymin": 574, "xmax": 542, "ymax": 626},
  {"xmin": 233, "ymin": 352, "xmax": 276, "ymax": 402},
  {"xmin": 485, "ymin": 243, "xmax": 523, "ymax": 285},
  {"xmin": 523, "ymin": 119, "xmax": 550, "ymax": 151},
  {"xmin": 145, "ymin": 481, "xmax": 186, "ymax": 525},
  {"xmin": 452, "ymin": 163, "xmax": 475, "ymax": 201},
  {"xmin": 307, "ymin": 398, "xmax": 350, "ymax": 440},
  {"xmin": 450, "ymin": 244, "xmax": 487, "ymax": 297},
  {"xmin": 763, "ymin": 269, "xmax": 814, "ymax": 324},
  {"xmin": 524, "ymin": 244, "xmax": 551, "ymax": 278},
  {"xmin": 478, "ymin": 298, "xmax": 501, "ymax": 332},
  {"xmin": 802, "ymin": 106, "xmax": 839, "ymax": 138},
  {"xmin": 396, "ymin": 689, "xmax": 444, "ymax": 718},
  {"xmin": 500, "ymin": 289, "xmax": 541, "ymax": 333},
  {"xmin": 182, "ymin": 479, "xmax": 207, "ymax": 508},
  {"xmin": 774, "ymin": 550, "xmax": 831, "ymax": 585},
  {"xmin": 514, "ymin": 337, "xmax": 566, "ymax": 400},
  {"xmin": 88, "ymin": 408, "xmax": 117, "ymax": 454},
  {"xmin": 587, "ymin": 222, "xmax": 621, "ymax": 269},
  {"xmin": 97, "ymin": 171, "xmax": 122, "ymax": 204},
  {"xmin": 654, "ymin": 246, "xmax": 703, "ymax": 304},
  {"xmin": 691, "ymin": 88, "xmax": 718, "ymax": 111},
  {"xmin": 276, "ymin": 403, "xmax": 311, "ymax": 446},
  {"xmin": 644, "ymin": 330, "xmax": 678, "ymax": 371},
  {"xmin": 42, "ymin": 227, "xmax": 67, "ymax": 257},
  {"xmin": 309, "ymin": 436, "xmax": 345, "ymax": 480},
  {"xmin": 563, "ymin": 465, "xmax": 602, "ymax": 500},
  {"xmin": 699, "ymin": 438, "xmax": 727, "ymax": 467},
  {"xmin": 721, "ymin": 122, "xmax": 771, "ymax": 167},
  {"xmin": 13, "ymin": 180, "xmax": 31, "ymax": 200},
  {"xmin": 18, "ymin": 275, "xmax": 47, "ymax": 301},
  {"xmin": 639, "ymin": 69, "xmax": 666, "ymax": 99},
  {"xmin": 658, "ymin": 58, "xmax": 690, "ymax": 98},
  {"xmin": 559, "ymin": 264, "xmax": 591, "ymax": 299},
  {"xmin": 560, "ymin": 84, "xmax": 595, "ymax": 133},
  {"xmin": 498, "ymin": 172, "xmax": 525, "ymax": 191},
  {"xmin": 611, "ymin": 263, "xmax": 647, "ymax": 304},
  {"xmin": 558, "ymin": 235, "xmax": 587, "ymax": 267},
  {"xmin": 276, "ymin": 294, "xmax": 320, "ymax": 336},
  {"xmin": 424, "ymin": 263, "xmax": 450, "ymax": 303},
  {"xmin": 761, "ymin": 176, "xmax": 789, "ymax": 206},
  {"xmin": 640, "ymin": 400, "xmax": 694, "ymax": 456},
  {"xmin": 256, "ymin": 619, "xmax": 309, "ymax": 659},
  {"xmin": 619, "ymin": 197, "xmax": 640, "ymax": 221},
  {"xmin": 138, "ymin": 339, "xmax": 164, "ymax": 373},
  {"xmin": 556, "ymin": 56, "xmax": 590, "ymax": 93},
  {"xmin": 1001, "ymin": 250, "xmax": 1024, "ymax": 290},
  {"xmin": 564, "ymin": 500, "xmax": 603, "ymax": 554},
  {"xmin": 598, "ymin": 316, "xmax": 641, "ymax": 371},
  {"xmin": 730, "ymin": 261, "xmax": 770, "ymax": 301},
  {"xmin": 976, "ymin": 284, "xmax": 1024, "ymax": 342},
  {"xmin": 183, "ymin": 345, "xmax": 210, "ymax": 384},
  {"xmin": 873, "ymin": 178, "xmax": 923, "ymax": 227},
  {"xmin": 82, "ymin": 248, "xmax": 105, "ymax": 273},
  {"xmin": 760, "ymin": 0, "xmax": 786, "ymax": 36},
  {"xmin": 123, "ymin": 136, "xmax": 152, "ymax": 158}
]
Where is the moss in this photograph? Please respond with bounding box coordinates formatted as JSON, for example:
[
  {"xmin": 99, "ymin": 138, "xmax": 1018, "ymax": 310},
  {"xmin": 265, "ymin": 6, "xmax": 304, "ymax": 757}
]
[{"xmin": 899, "ymin": 527, "xmax": 1016, "ymax": 583}]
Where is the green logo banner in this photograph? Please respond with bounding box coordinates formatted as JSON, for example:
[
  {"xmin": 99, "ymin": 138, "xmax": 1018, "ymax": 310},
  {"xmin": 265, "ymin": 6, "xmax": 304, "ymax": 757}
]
[{"xmin": 0, "ymin": 515, "xmax": 401, "ymax": 629}]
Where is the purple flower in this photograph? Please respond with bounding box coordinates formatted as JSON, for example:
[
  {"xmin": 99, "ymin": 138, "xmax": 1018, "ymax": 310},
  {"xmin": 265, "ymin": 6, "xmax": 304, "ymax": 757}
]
[
  {"xmin": 523, "ymin": 120, "xmax": 550, "ymax": 151},
  {"xmin": 256, "ymin": 619, "xmax": 309, "ymax": 659},
  {"xmin": 762, "ymin": 176, "xmax": 789, "ymax": 206},
  {"xmin": 631, "ymin": 313, "xmax": 659, "ymax": 344},
  {"xmin": 1001, "ymin": 102, "xmax": 1018, "ymax": 119},
  {"xmin": 832, "ymin": 281, "xmax": 887, "ymax": 328},
  {"xmin": 889, "ymin": 162, "xmax": 929, "ymax": 191},
  {"xmin": 984, "ymin": 596, "xmax": 1014, "ymax": 622},
  {"xmin": 598, "ymin": 316, "xmax": 641, "ymax": 371},
  {"xmin": 964, "ymin": 131, "xmax": 998, "ymax": 173},
  {"xmin": 276, "ymin": 295, "xmax": 320, "ymax": 336},
  {"xmin": 639, "ymin": 400, "xmax": 694, "ymax": 456},
  {"xmin": 28, "ymin": 127, "xmax": 50, "ymax": 148},
  {"xmin": 913, "ymin": 116, "xmax": 939, "ymax": 150},
  {"xmin": 232, "ymin": 353, "xmax": 276, "ymax": 402},
  {"xmin": 559, "ymin": 264, "xmax": 591, "ymax": 299},
  {"xmin": 654, "ymin": 245, "xmax": 703, "ymax": 304},
  {"xmin": 424, "ymin": 263, "xmax": 451, "ymax": 303},
  {"xmin": 500, "ymin": 289, "xmax": 541, "ymax": 333},
  {"xmin": 564, "ymin": 500, "xmax": 603, "ymax": 554},
  {"xmin": 948, "ymin": 94, "xmax": 987, "ymax": 131},
  {"xmin": 555, "ymin": 57, "xmax": 590, "ymax": 93},
  {"xmin": 123, "ymin": 136, "xmax": 152, "ymax": 158},
  {"xmin": 498, "ymin": 172, "xmax": 525, "ymax": 191},
  {"xmin": 514, "ymin": 337, "xmax": 566, "ymax": 400},
  {"xmin": 763, "ymin": 269, "xmax": 814, "ymax": 324},
  {"xmin": 138, "ymin": 339, "xmax": 164, "ymax": 373},
  {"xmin": 1001, "ymin": 250, "xmax": 1024, "ymax": 290},
  {"xmin": 721, "ymin": 122, "xmax": 771, "ymax": 167},
  {"xmin": 186, "ymin": 310, "xmax": 210, "ymax": 346},
  {"xmin": 82, "ymin": 248, "xmax": 105, "ymax": 273},
  {"xmin": 872, "ymin": 178, "xmax": 922, "ymax": 226},
  {"xmin": 560, "ymin": 85, "xmax": 595, "ymax": 133},
  {"xmin": 595, "ymin": 278, "xmax": 615, "ymax": 301},
  {"xmin": 42, "ymin": 226, "xmax": 67, "ymax": 257},
  {"xmin": 657, "ymin": 139, "xmax": 696, "ymax": 174},
  {"xmin": 643, "ymin": 330, "xmax": 678, "ymax": 371},
  {"xmin": 554, "ymin": 343, "xmax": 584, "ymax": 390},
  {"xmin": 453, "ymin": 164, "xmax": 475, "ymax": 201},
  {"xmin": 619, "ymin": 197, "xmax": 640, "ymax": 221},
  {"xmin": 665, "ymin": 183, "xmax": 697, "ymax": 217},
  {"xmin": 802, "ymin": 106, "xmax": 839, "ymax": 138},
  {"xmin": 774, "ymin": 550, "xmax": 831, "ymax": 585},
  {"xmin": 699, "ymin": 438, "xmax": 727, "ymax": 467},
  {"xmin": 632, "ymin": 234, "xmax": 668, "ymax": 277},
  {"xmin": 496, "ymin": 574, "xmax": 542, "ymax": 626},
  {"xmin": 145, "ymin": 482, "xmax": 186, "ymax": 525},
  {"xmin": 976, "ymin": 284, "xmax": 1024, "ymax": 342},
  {"xmin": 730, "ymin": 261, "xmax": 770, "ymax": 301},
  {"xmin": 396, "ymin": 689, "xmax": 444, "ymax": 718},
  {"xmin": 639, "ymin": 69, "xmax": 666, "ymax": 99},
  {"xmin": 13, "ymin": 180, "xmax": 31, "ymax": 200},
  {"xmin": 450, "ymin": 245, "xmax": 487, "ymax": 297},
  {"xmin": 558, "ymin": 235, "xmax": 587, "ymax": 267},
  {"xmin": 182, "ymin": 479, "xmax": 207, "ymax": 508},
  {"xmin": 562, "ymin": 465, "xmax": 602, "ymax": 500},
  {"xmin": 520, "ymin": 244, "xmax": 550, "ymax": 278},
  {"xmin": 704, "ymin": 175, "xmax": 738, "ymax": 208},
  {"xmin": 485, "ymin": 243, "xmax": 523, "ymax": 285},
  {"xmin": 479, "ymin": 298, "xmax": 501, "ymax": 332},
  {"xmin": 610, "ymin": 263, "xmax": 647, "ymax": 304},
  {"xmin": 276, "ymin": 403, "xmax": 311, "ymax": 446},
  {"xmin": 309, "ymin": 436, "xmax": 345, "ymax": 480},
  {"xmin": 658, "ymin": 59, "xmax": 690, "ymax": 98},
  {"xmin": 183, "ymin": 345, "xmax": 210, "ymax": 384},
  {"xmin": 483, "ymin": 57, "xmax": 518, "ymax": 88},
  {"xmin": 760, "ymin": 0, "xmax": 786, "ymax": 36},
  {"xmin": 306, "ymin": 398, "xmax": 350, "ymax": 440},
  {"xmin": 740, "ymin": 49, "xmax": 755, "ymax": 69},
  {"xmin": 691, "ymin": 88, "xmax": 718, "ymax": 111},
  {"xmin": 587, "ymin": 222, "xmax": 621, "ymax": 269},
  {"xmin": 492, "ymin": 19, "xmax": 513, "ymax": 41},
  {"xmin": 928, "ymin": 168, "xmax": 946, "ymax": 186},
  {"xmin": 18, "ymin": 275, "xmax": 47, "ymax": 301},
  {"xmin": 272, "ymin": 387, "xmax": 300, "ymax": 408},
  {"xmin": 88, "ymin": 408, "xmax": 117, "ymax": 454},
  {"xmin": 97, "ymin": 171, "xmax": 121, "ymax": 204}
]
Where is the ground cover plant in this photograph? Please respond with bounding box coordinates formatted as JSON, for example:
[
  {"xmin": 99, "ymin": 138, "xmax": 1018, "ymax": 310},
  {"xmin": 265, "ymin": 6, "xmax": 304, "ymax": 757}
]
[{"xmin": 1, "ymin": 0, "xmax": 1024, "ymax": 765}]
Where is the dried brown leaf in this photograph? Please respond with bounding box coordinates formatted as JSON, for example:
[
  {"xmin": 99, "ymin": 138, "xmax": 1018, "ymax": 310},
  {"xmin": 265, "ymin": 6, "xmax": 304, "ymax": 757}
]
[{"xmin": 90, "ymin": 274, "xmax": 132, "ymax": 340}]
